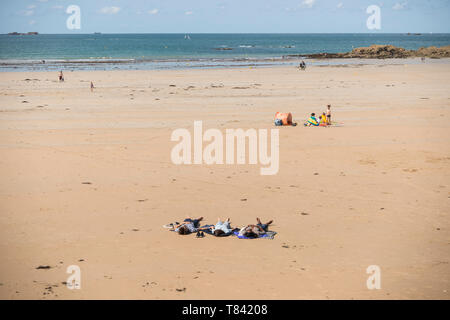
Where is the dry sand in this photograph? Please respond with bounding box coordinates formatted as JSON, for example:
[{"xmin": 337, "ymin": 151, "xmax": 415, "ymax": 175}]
[{"xmin": 0, "ymin": 62, "xmax": 449, "ymax": 299}]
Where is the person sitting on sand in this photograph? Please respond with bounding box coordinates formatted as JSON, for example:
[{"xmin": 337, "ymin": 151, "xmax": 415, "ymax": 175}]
[
  {"xmin": 326, "ymin": 105, "xmax": 332, "ymax": 125},
  {"xmin": 171, "ymin": 217, "xmax": 207, "ymax": 236},
  {"xmin": 320, "ymin": 112, "xmax": 328, "ymax": 125},
  {"xmin": 238, "ymin": 218, "xmax": 273, "ymax": 238},
  {"xmin": 210, "ymin": 218, "xmax": 234, "ymax": 237},
  {"xmin": 305, "ymin": 113, "xmax": 319, "ymax": 127}
]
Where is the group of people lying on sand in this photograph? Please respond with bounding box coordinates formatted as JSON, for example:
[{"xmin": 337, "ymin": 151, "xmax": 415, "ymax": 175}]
[
  {"xmin": 167, "ymin": 217, "xmax": 274, "ymax": 239},
  {"xmin": 305, "ymin": 105, "xmax": 332, "ymax": 127}
]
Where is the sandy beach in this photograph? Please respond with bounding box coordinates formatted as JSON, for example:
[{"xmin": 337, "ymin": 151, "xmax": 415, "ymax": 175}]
[{"xmin": 0, "ymin": 62, "xmax": 449, "ymax": 300}]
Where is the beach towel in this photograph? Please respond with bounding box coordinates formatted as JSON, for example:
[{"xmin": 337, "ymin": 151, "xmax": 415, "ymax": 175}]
[
  {"xmin": 163, "ymin": 222, "xmax": 180, "ymax": 229},
  {"xmin": 307, "ymin": 117, "xmax": 319, "ymax": 126},
  {"xmin": 233, "ymin": 230, "xmax": 277, "ymax": 240},
  {"xmin": 204, "ymin": 226, "xmax": 239, "ymax": 237},
  {"xmin": 198, "ymin": 225, "xmax": 214, "ymax": 234}
]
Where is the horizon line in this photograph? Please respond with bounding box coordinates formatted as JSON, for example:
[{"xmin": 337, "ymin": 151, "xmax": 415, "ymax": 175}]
[{"xmin": 2, "ymin": 32, "xmax": 448, "ymax": 35}]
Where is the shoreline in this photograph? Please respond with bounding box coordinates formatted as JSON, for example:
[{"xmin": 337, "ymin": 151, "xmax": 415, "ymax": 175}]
[
  {"xmin": 1, "ymin": 57, "xmax": 450, "ymax": 73},
  {"xmin": 2, "ymin": 45, "xmax": 449, "ymax": 72}
]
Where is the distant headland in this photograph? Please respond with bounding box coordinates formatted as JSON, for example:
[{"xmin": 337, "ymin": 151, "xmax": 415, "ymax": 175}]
[{"xmin": 7, "ymin": 32, "xmax": 39, "ymax": 36}]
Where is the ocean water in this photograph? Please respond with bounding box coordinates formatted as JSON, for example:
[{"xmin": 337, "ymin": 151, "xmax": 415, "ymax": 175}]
[{"xmin": 0, "ymin": 33, "xmax": 449, "ymax": 71}]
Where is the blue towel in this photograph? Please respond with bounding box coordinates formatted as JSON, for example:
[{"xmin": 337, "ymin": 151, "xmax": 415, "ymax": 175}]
[{"xmin": 233, "ymin": 231, "xmax": 277, "ymax": 240}]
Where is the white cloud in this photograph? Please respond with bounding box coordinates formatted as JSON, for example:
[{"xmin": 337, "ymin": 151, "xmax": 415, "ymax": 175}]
[
  {"xmin": 337, "ymin": 2, "xmax": 344, "ymax": 9},
  {"xmin": 148, "ymin": 9, "xmax": 159, "ymax": 15},
  {"xmin": 393, "ymin": 2, "xmax": 407, "ymax": 10},
  {"xmin": 301, "ymin": 0, "xmax": 316, "ymax": 8},
  {"xmin": 29, "ymin": 20, "xmax": 36, "ymax": 25},
  {"xmin": 185, "ymin": 11, "xmax": 193, "ymax": 15},
  {"xmin": 100, "ymin": 7, "xmax": 121, "ymax": 15}
]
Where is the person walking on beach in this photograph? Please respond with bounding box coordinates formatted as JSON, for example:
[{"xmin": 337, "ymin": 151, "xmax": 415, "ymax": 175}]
[
  {"xmin": 59, "ymin": 71, "xmax": 64, "ymax": 82},
  {"xmin": 90, "ymin": 81, "xmax": 95, "ymax": 92},
  {"xmin": 299, "ymin": 60, "xmax": 306, "ymax": 70}
]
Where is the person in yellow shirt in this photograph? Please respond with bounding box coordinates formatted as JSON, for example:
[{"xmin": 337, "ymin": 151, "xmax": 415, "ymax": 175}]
[{"xmin": 321, "ymin": 112, "xmax": 327, "ymax": 125}]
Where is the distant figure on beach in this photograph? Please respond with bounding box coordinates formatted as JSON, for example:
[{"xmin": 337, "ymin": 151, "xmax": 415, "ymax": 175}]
[
  {"xmin": 421, "ymin": 57, "xmax": 426, "ymax": 63},
  {"xmin": 59, "ymin": 71, "xmax": 64, "ymax": 82},
  {"xmin": 90, "ymin": 81, "xmax": 95, "ymax": 92},
  {"xmin": 299, "ymin": 60, "xmax": 306, "ymax": 70},
  {"xmin": 326, "ymin": 105, "xmax": 332, "ymax": 125},
  {"xmin": 239, "ymin": 218, "xmax": 273, "ymax": 238}
]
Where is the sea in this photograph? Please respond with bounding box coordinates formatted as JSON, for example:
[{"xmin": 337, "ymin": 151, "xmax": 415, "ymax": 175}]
[{"xmin": 0, "ymin": 33, "xmax": 449, "ymax": 72}]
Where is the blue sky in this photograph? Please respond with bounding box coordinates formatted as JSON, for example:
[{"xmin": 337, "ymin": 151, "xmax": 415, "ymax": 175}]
[{"xmin": 0, "ymin": 0, "xmax": 449, "ymax": 33}]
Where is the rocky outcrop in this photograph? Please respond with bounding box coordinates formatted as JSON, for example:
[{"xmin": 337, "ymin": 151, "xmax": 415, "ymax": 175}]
[
  {"xmin": 415, "ymin": 46, "xmax": 450, "ymax": 58},
  {"xmin": 302, "ymin": 45, "xmax": 450, "ymax": 59}
]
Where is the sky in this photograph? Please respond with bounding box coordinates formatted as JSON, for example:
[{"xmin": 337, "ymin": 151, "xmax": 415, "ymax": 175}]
[{"xmin": 0, "ymin": 0, "xmax": 449, "ymax": 34}]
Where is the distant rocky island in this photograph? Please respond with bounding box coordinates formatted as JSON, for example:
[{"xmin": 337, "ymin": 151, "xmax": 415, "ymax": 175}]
[
  {"xmin": 293, "ymin": 45, "xmax": 450, "ymax": 59},
  {"xmin": 7, "ymin": 32, "xmax": 39, "ymax": 36}
]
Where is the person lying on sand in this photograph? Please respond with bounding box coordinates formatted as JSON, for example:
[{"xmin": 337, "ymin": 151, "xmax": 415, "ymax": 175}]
[
  {"xmin": 238, "ymin": 218, "xmax": 273, "ymax": 238},
  {"xmin": 209, "ymin": 218, "xmax": 234, "ymax": 237},
  {"xmin": 171, "ymin": 217, "xmax": 208, "ymax": 235}
]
